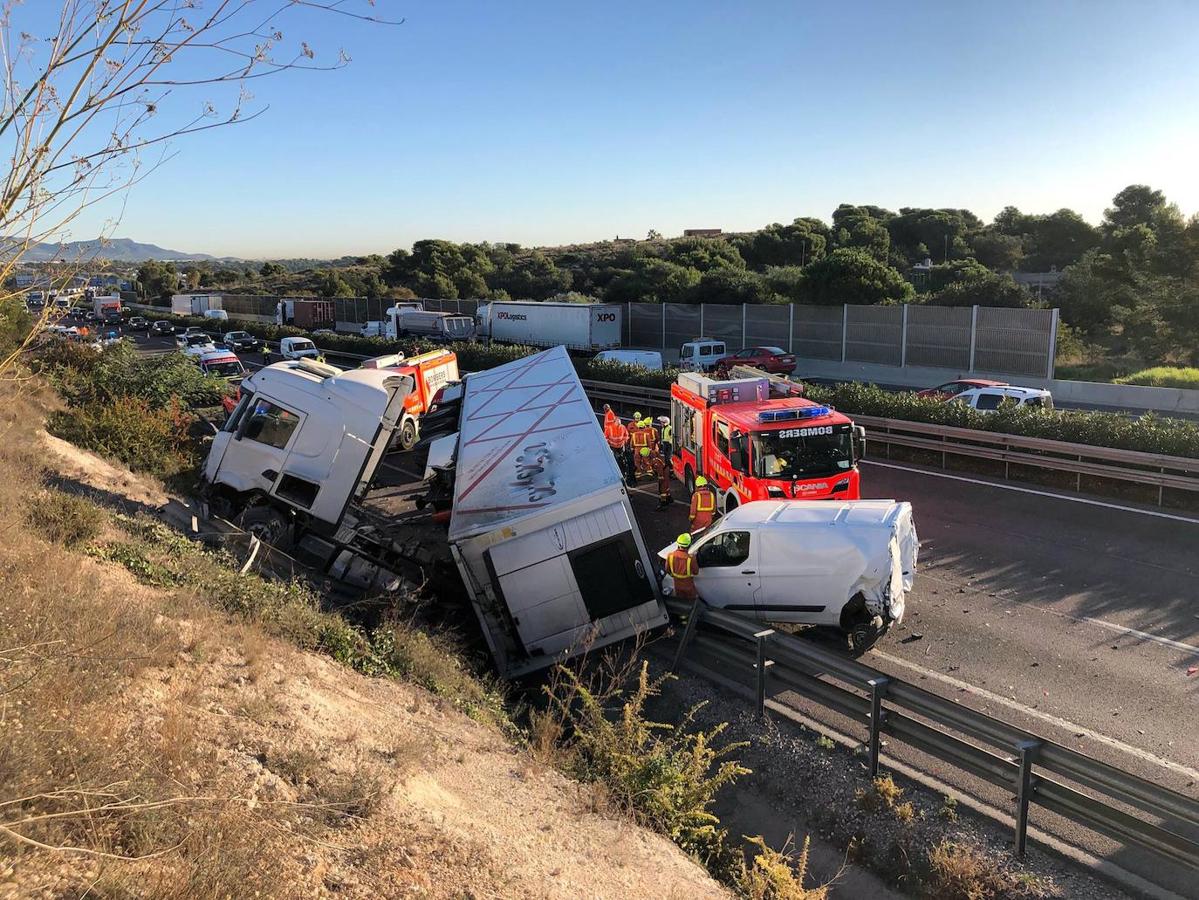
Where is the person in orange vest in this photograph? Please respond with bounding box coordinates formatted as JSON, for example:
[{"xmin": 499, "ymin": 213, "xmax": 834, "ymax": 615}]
[
  {"xmin": 645, "ymin": 448, "xmax": 670, "ymax": 510},
  {"xmin": 604, "ymin": 412, "xmax": 629, "ymax": 465},
  {"xmin": 641, "ymin": 416, "xmax": 659, "ymax": 457},
  {"xmin": 667, "ymin": 532, "xmax": 699, "ymax": 600},
  {"xmin": 602, "ymin": 403, "xmax": 618, "ymax": 429},
  {"xmin": 689, "ymin": 475, "xmax": 717, "ymax": 531}
]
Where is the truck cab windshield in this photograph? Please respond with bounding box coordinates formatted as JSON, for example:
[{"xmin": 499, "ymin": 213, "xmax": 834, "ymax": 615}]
[{"xmin": 751, "ymin": 425, "xmax": 853, "ymax": 480}]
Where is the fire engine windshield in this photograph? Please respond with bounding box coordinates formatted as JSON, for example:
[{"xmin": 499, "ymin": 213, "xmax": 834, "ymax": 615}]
[{"xmin": 751, "ymin": 425, "xmax": 853, "ymax": 480}]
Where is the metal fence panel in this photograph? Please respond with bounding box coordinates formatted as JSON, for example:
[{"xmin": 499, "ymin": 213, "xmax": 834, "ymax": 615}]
[
  {"xmin": 663, "ymin": 303, "xmax": 702, "ymax": 351},
  {"xmin": 458, "ymin": 299, "xmax": 479, "ymax": 318},
  {"xmin": 906, "ymin": 305, "xmax": 972, "ymax": 370},
  {"xmin": 221, "ymin": 294, "xmax": 276, "ymax": 318},
  {"xmin": 744, "ymin": 305, "xmax": 791, "ymax": 350},
  {"xmin": 845, "ymin": 305, "xmax": 903, "ymax": 366},
  {"xmin": 702, "ymin": 303, "xmax": 743, "ymax": 349},
  {"xmin": 628, "ymin": 302, "xmax": 664, "ymax": 348},
  {"xmin": 974, "ymin": 307, "xmax": 1053, "ymax": 378},
  {"xmin": 792, "ymin": 305, "xmax": 843, "ymax": 360}
]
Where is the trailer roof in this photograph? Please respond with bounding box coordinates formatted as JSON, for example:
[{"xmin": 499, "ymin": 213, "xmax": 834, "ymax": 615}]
[{"xmin": 448, "ymin": 345, "xmax": 619, "ymax": 541}]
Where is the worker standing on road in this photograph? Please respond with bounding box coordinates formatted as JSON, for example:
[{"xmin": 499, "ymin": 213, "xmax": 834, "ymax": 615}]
[
  {"xmin": 605, "ymin": 413, "xmax": 630, "ymax": 472},
  {"xmin": 658, "ymin": 416, "xmax": 673, "ymax": 467},
  {"xmin": 689, "ymin": 476, "xmax": 716, "ymax": 532},
  {"xmin": 630, "ymin": 418, "xmax": 650, "ymax": 478},
  {"xmin": 642, "ymin": 417, "xmax": 659, "ymax": 457},
  {"xmin": 603, "ymin": 403, "xmax": 618, "ymax": 429},
  {"xmin": 647, "ymin": 449, "xmax": 670, "ymax": 510},
  {"xmin": 667, "ymin": 533, "xmax": 699, "ymax": 600}
]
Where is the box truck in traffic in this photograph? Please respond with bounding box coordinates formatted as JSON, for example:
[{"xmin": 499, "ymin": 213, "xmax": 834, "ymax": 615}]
[
  {"xmin": 172, "ymin": 293, "xmax": 222, "ymax": 316},
  {"xmin": 384, "ymin": 307, "xmax": 474, "ymax": 341},
  {"xmin": 475, "ymin": 300, "xmax": 621, "ymax": 351}
]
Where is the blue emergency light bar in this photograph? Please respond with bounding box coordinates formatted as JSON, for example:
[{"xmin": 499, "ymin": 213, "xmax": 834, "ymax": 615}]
[{"xmin": 757, "ymin": 405, "xmax": 831, "ymax": 423}]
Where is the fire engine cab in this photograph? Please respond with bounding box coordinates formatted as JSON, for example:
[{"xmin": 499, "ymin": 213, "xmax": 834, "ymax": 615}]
[
  {"xmin": 361, "ymin": 348, "xmax": 460, "ymax": 451},
  {"xmin": 669, "ymin": 371, "xmax": 866, "ymax": 512}
]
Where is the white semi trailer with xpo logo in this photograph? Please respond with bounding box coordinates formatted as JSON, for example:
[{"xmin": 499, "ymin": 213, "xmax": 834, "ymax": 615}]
[{"xmin": 475, "ymin": 300, "xmax": 621, "ymax": 351}]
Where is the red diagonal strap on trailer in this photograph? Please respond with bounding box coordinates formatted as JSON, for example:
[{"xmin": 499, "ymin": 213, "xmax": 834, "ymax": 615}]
[
  {"xmin": 462, "ymin": 354, "xmax": 560, "ymax": 418},
  {"xmin": 457, "ymin": 385, "xmax": 582, "ymax": 503},
  {"xmin": 465, "ymin": 418, "xmax": 593, "ymax": 445},
  {"xmin": 463, "ymin": 374, "xmax": 578, "ymax": 447}
]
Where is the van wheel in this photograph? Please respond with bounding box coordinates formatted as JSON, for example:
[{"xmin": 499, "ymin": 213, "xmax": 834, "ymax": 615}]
[
  {"xmin": 237, "ymin": 505, "xmax": 293, "ymax": 551},
  {"xmin": 847, "ymin": 615, "xmax": 885, "ymax": 657},
  {"xmin": 397, "ymin": 417, "xmax": 419, "ymax": 452},
  {"xmin": 684, "ymin": 467, "xmax": 696, "ymax": 494}
]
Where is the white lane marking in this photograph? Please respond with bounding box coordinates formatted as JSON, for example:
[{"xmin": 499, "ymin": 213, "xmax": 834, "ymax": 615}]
[
  {"xmin": 917, "ymin": 568, "xmax": 1199, "ymax": 655},
  {"xmin": 863, "ymin": 460, "xmax": 1199, "ymax": 525},
  {"xmin": 871, "ymin": 648, "xmax": 1199, "ymax": 780}
]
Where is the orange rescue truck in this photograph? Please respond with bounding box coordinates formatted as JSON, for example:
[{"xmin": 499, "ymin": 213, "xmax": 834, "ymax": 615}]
[{"xmin": 362, "ymin": 349, "xmax": 460, "ymax": 451}]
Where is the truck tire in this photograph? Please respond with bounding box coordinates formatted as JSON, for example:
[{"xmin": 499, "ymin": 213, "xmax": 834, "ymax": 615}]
[
  {"xmin": 237, "ymin": 505, "xmax": 293, "ymax": 551},
  {"xmin": 684, "ymin": 467, "xmax": 696, "ymax": 495},
  {"xmin": 397, "ymin": 417, "xmax": 419, "ymax": 452},
  {"xmin": 847, "ymin": 615, "xmax": 885, "ymax": 657}
]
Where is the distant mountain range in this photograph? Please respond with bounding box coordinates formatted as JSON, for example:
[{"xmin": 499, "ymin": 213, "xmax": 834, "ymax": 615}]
[{"xmin": 9, "ymin": 237, "xmax": 224, "ymax": 263}]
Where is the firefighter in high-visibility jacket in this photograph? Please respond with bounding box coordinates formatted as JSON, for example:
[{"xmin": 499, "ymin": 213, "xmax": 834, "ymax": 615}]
[
  {"xmin": 667, "ymin": 533, "xmax": 699, "ymax": 599},
  {"xmin": 643, "ymin": 447, "xmax": 670, "ymax": 509},
  {"xmin": 658, "ymin": 417, "xmax": 674, "ymax": 464},
  {"xmin": 689, "ymin": 476, "xmax": 717, "ymax": 531},
  {"xmin": 630, "ymin": 418, "xmax": 651, "ymax": 477}
]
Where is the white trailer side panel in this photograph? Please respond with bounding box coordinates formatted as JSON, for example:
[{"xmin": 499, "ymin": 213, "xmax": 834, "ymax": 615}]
[
  {"xmin": 449, "ymin": 345, "xmax": 666, "ymax": 676},
  {"xmin": 485, "ymin": 302, "xmax": 621, "ymax": 350}
]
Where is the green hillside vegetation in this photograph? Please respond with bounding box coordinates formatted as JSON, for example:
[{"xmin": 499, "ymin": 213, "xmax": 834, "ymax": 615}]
[{"xmin": 134, "ymin": 184, "xmax": 1199, "ymax": 369}]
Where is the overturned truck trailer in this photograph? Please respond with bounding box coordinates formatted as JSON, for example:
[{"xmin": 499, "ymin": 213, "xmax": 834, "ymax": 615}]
[{"xmin": 446, "ymin": 345, "xmax": 669, "ymax": 678}]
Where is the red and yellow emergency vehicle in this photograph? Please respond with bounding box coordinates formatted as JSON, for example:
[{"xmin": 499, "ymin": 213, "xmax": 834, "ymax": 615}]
[
  {"xmin": 362, "ymin": 349, "xmax": 460, "ymax": 451},
  {"xmin": 669, "ymin": 371, "xmax": 866, "ymax": 513}
]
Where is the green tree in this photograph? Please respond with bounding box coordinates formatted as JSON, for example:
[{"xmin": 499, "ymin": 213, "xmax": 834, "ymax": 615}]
[
  {"xmin": 136, "ymin": 260, "xmax": 178, "ymax": 302},
  {"xmin": 798, "ymin": 249, "xmax": 914, "ymax": 306},
  {"xmin": 315, "ymin": 270, "xmax": 355, "ymax": 298},
  {"xmin": 603, "ymin": 259, "xmax": 701, "ymax": 304},
  {"xmin": 930, "ymin": 273, "xmax": 1032, "ymax": 308},
  {"xmin": 666, "ymin": 237, "xmax": 745, "ymax": 272},
  {"xmin": 971, "ymin": 229, "xmax": 1024, "ymax": 271},
  {"xmin": 260, "ymin": 261, "xmax": 286, "ymax": 277},
  {"xmin": 686, "ymin": 269, "xmax": 776, "ymax": 305},
  {"xmin": 761, "ymin": 266, "xmax": 805, "ymax": 304}
]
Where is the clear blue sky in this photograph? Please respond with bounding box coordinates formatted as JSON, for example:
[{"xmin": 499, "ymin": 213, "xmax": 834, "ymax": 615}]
[{"xmin": 60, "ymin": 1, "xmax": 1199, "ymax": 258}]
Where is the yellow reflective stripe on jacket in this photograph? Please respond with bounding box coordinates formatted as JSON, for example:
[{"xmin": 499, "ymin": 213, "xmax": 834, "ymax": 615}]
[
  {"xmin": 668, "ymin": 553, "xmax": 695, "ymax": 579},
  {"xmin": 695, "ymin": 490, "xmax": 715, "ymax": 511},
  {"xmin": 662, "ymin": 425, "xmax": 673, "ymax": 442}
]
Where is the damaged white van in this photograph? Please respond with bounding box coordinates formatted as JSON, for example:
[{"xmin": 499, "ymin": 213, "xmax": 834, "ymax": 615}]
[{"xmin": 660, "ymin": 499, "xmax": 918, "ymax": 654}]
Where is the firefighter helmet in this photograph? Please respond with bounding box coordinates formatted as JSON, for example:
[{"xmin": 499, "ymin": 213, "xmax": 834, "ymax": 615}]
[
  {"xmin": 640, "ymin": 447, "xmax": 651, "ymax": 456},
  {"xmin": 694, "ymin": 476, "xmax": 708, "ymax": 487},
  {"xmin": 677, "ymin": 533, "xmax": 692, "ymax": 548}
]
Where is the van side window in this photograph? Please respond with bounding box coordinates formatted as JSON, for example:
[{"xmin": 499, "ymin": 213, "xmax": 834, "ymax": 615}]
[
  {"xmin": 700, "ymin": 345, "xmax": 712, "ymax": 356},
  {"xmin": 714, "ymin": 344, "xmax": 725, "ymax": 355},
  {"xmin": 696, "ymin": 531, "xmax": 751, "ymax": 568},
  {"xmin": 975, "ymin": 393, "xmax": 1003, "ymax": 411},
  {"xmin": 681, "ymin": 343, "xmax": 695, "ymax": 358},
  {"xmin": 243, "ymin": 399, "xmax": 300, "ymax": 449}
]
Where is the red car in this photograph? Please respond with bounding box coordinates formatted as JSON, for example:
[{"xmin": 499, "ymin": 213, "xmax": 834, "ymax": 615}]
[
  {"xmin": 716, "ymin": 346, "xmax": 797, "ymax": 376},
  {"xmin": 916, "ymin": 378, "xmax": 1007, "ymax": 400}
]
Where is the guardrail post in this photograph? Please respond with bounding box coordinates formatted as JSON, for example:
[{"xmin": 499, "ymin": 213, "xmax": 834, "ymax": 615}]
[
  {"xmin": 754, "ymin": 629, "xmax": 775, "ymax": 718},
  {"xmin": 670, "ymin": 598, "xmax": 705, "ymax": 672},
  {"xmin": 1014, "ymin": 739, "xmax": 1040, "ymax": 857},
  {"xmin": 868, "ymin": 676, "xmax": 890, "ymax": 777}
]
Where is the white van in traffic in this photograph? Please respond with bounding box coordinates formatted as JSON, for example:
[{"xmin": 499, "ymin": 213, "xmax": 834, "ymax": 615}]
[
  {"xmin": 948, "ymin": 385, "xmax": 1053, "ymax": 412},
  {"xmin": 593, "ymin": 349, "xmax": 664, "ymax": 371},
  {"xmin": 279, "ymin": 336, "xmax": 322, "ymax": 361},
  {"xmin": 678, "ymin": 338, "xmax": 727, "ymax": 372},
  {"xmin": 659, "ymin": 499, "xmax": 918, "ymax": 654}
]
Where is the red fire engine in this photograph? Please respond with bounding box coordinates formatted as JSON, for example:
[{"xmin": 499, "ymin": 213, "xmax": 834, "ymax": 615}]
[{"xmin": 669, "ymin": 371, "xmax": 866, "ymax": 512}]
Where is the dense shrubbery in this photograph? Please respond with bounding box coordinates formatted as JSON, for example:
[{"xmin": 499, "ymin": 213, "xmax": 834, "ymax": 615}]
[
  {"xmin": 47, "ymin": 396, "xmax": 199, "ymax": 478},
  {"xmin": 804, "ymin": 381, "xmax": 1199, "ymax": 458}
]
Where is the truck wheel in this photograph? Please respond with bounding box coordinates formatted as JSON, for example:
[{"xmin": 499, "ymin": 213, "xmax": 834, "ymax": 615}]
[
  {"xmin": 847, "ymin": 615, "xmax": 885, "ymax": 657},
  {"xmin": 397, "ymin": 417, "xmax": 419, "ymax": 452},
  {"xmin": 237, "ymin": 505, "xmax": 293, "ymax": 551},
  {"xmin": 684, "ymin": 467, "xmax": 696, "ymax": 494}
]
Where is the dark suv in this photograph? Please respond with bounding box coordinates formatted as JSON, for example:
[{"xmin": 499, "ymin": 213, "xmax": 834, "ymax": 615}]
[
  {"xmin": 150, "ymin": 320, "xmax": 175, "ymax": 336},
  {"xmin": 222, "ymin": 330, "xmax": 261, "ymax": 352}
]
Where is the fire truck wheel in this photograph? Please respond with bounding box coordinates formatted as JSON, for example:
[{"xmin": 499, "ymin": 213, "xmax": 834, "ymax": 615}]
[
  {"xmin": 397, "ymin": 417, "xmax": 419, "ymax": 451},
  {"xmin": 237, "ymin": 505, "xmax": 293, "ymax": 551},
  {"xmin": 847, "ymin": 615, "xmax": 885, "ymax": 657},
  {"xmin": 684, "ymin": 467, "xmax": 696, "ymax": 494}
]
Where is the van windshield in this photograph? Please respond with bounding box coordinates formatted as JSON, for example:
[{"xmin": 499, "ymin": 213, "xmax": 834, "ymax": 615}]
[
  {"xmin": 205, "ymin": 360, "xmax": 244, "ymax": 377},
  {"xmin": 290, "ymin": 340, "xmax": 315, "ymax": 351},
  {"xmin": 751, "ymin": 424, "xmax": 854, "ymax": 480}
]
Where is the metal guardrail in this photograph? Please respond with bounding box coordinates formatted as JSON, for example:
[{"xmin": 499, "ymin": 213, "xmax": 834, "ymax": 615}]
[
  {"xmin": 578, "ymin": 379, "xmax": 1199, "ymax": 503},
  {"xmin": 666, "ymin": 597, "xmax": 1199, "ymax": 869}
]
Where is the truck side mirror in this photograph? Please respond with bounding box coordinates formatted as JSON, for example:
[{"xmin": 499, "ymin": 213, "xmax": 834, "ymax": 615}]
[{"xmin": 853, "ymin": 425, "xmax": 867, "ymax": 461}]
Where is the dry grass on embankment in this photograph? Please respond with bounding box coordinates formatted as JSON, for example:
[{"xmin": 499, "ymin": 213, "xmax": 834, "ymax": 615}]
[{"xmin": 0, "ymin": 380, "xmax": 729, "ymax": 899}]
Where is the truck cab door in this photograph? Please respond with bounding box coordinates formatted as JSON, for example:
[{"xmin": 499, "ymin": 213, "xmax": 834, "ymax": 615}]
[
  {"xmin": 693, "ymin": 530, "xmax": 760, "ymax": 615},
  {"xmin": 207, "ymin": 393, "xmax": 304, "ymax": 497}
]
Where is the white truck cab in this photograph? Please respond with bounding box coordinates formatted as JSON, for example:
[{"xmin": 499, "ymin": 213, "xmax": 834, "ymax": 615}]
[
  {"xmin": 659, "ymin": 499, "xmax": 918, "ymax": 654},
  {"xmin": 678, "ymin": 338, "xmax": 727, "ymax": 372},
  {"xmin": 279, "ymin": 336, "xmax": 321, "ymax": 360}
]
